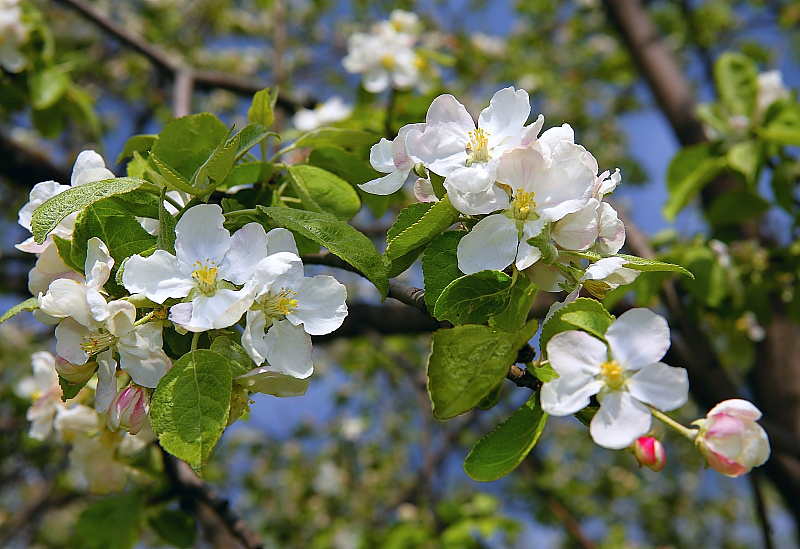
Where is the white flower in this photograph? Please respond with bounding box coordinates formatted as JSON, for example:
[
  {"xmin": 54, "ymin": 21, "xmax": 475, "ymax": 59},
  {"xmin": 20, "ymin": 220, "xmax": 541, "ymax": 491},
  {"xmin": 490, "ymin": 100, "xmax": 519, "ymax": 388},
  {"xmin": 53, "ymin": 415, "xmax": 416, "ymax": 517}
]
[
  {"xmin": 292, "ymin": 96, "xmax": 353, "ymax": 131},
  {"xmin": 756, "ymin": 70, "xmax": 790, "ymax": 116},
  {"xmin": 359, "ymin": 123, "xmax": 424, "ymax": 195},
  {"xmin": 0, "ymin": 0, "xmax": 28, "ymax": 73},
  {"xmin": 123, "ymin": 204, "xmax": 263, "ymax": 332},
  {"xmin": 541, "ymin": 309, "xmax": 689, "ymax": 449},
  {"xmin": 692, "ymin": 399, "xmax": 770, "ymax": 477},
  {"xmin": 240, "ymin": 229, "xmax": 347, "ymax": 383},
  {"xmin": 405, "ymin": 87, "xmax": 544, "ymax": 214},
  {"xmin": 14, "ymin": 351, "xmax": 63, "ymax": 440},
  {"xmin": 574, "ymin": 257, "xmax": 640, "ymax": 298},
  {"xmin": 69, "ymin": 432, "xmax": 129, "ymax": 494},
  {"xmin": 456, "ymin": 145, "xmax": 594, "ymax": 273}
]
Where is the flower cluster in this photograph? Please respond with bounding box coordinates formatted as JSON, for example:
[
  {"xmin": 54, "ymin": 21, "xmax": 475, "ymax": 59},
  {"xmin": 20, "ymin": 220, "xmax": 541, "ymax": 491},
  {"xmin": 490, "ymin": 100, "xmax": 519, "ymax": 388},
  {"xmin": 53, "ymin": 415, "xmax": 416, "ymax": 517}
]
[
  {"xmin": 361, "ymin": 86, "xmax": 636, "ymax": 296},
  {"xmin": 0, "ymin": 0, "xmax": 28, "ymax": 73},
  {"xmin": 342, "ymin": 9, "xmax": 437, "ymax": 94}
]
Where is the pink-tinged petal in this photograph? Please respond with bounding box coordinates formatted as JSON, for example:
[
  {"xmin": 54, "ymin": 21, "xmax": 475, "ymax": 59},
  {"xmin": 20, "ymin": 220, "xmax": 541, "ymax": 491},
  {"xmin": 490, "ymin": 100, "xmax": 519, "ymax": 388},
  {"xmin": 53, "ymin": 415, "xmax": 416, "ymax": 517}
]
[
  {"xmin": 584, "ymin": 257, "xmax": 628, "ymax": 281},
  {"xmin": 446, "ymin": 181, "xmax": 510, "ymax": 216},
  {"xmin": 242, "ymin": 310, "xmax": 270, "ymax": 366},
  {"xmin": 706, "ymin": 399, "xmax": 763, "ymax": 421},
  {"xmin": 392, "ymin": 123, "xmax": 426, "ymax": 169},
  {"xmin": 591, "ymin": 390, "xmax": 652, "ymax": 449},
  {"xmin": 541, "ymin": 377, "xmax": 604, "ymax": 416},
  {"xmin": 123, "ymin": 250, "xmax": 194, "ymax": 303},
  {"xmin": 71, "ymin": 150, "xmax": 114, "ymax": 187},
  {"xmin": 369, "ymin": 138, "xmax": 396, "ymax": 173},
  {"xmin": 413, "ymin": 178, "xmax": 438, "ymax": 202},
  {"xmin": 289, "ymin": 275, "xmax": 348, "ymax": 335},
  {"xmin": 632, "ymin": 436, "xmax": 667, "ymax": 472},
  {"xmin": 595, "ymin": 203, "xmax": 626, "ymax": 254},
  {"xmin": 457, "ymin": 214, "xmax": 519, "ymax": 274},
  {"xmin": 95, "ymin": 350, "xmax": 118, "ymax": 413},
  {"xmin": 552, "ymin": 200, "xmax": 600, "ymax": 250},
  {"xmin": 533, "ymin": 164, "xmax": 594, "ymax": 222},
  {"xmin": 264, "ymin": 319, "xmax": 314, "ymax": 378},
  {"xmin": 605, "ymin": 309, "xmax": 670, "ymax": 371},
  {"xmin": 55, "ymin": 318, "xmax": 92, "ymax": 365},
  {"xmin": 174, "ymin": 204, "xmax": 230, "ymax": 266},
  {"xmin": 547, "ymin": 330, "xmax": 608, "ymax": 377},
  {"xmin": 627, "ymin": 362, "xmax": 689, "ymax": 411},
  {"xmin": 235, "ymin": 368, "xmax": 309, "ymax": 397},
  {"xmin": 496, "ymin": 147, "xmax": 547, "ymax": 191},
  {"xmin": 478, "ymin": 87, "xmax": 531, "ymax": 146},
  {"xmin": 221, "ymin": 222, "xmax": 269, "ymax": 284},
  {"xmin": 358, "ymin": 170, "xmax": 410, "ymax": 195},
  {"xmin": 261, "ymin": 228, "xmax": 299, "ymax": 257},
  {"xmin": 407, "ymin": 125, "xmax": 470, "ymax": 177},
  {"xmin": 515, "ymin": 115, "xmax": 545, "ymax": 147},
  {"xmin": 515, "ymin": 219, "xmax": 546, "ymax": 270},
  {"xmin": 168, "ymin": 303, "xmax": 193, "ymax": 328}
]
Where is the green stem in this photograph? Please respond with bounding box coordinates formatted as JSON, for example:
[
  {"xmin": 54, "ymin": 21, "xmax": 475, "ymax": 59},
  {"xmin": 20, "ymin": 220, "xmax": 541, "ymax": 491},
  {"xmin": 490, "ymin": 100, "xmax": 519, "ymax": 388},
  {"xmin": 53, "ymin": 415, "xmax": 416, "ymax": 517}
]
[
  {"xmin": 134, "ymin": 311, "xmax": 156, "ymax": 326},
  {"xmin": 191, "ymin": 332, "xmax": 200, "ymax": 353},
  {"xmin": 650, "ymin": 407, "xmax": 698, "ymax": 441},
  {"xmin": 222, "ymin": 208, "xmax": 260, "ymax": 220}
]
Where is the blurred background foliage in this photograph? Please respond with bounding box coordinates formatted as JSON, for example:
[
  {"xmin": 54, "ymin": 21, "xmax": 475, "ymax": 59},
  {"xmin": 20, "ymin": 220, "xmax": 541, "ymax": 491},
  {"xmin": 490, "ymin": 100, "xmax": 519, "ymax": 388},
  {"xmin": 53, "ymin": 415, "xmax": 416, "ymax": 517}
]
[{"xmin": 1, "ymin": 0, "xmax": 799, "ymax": 547}]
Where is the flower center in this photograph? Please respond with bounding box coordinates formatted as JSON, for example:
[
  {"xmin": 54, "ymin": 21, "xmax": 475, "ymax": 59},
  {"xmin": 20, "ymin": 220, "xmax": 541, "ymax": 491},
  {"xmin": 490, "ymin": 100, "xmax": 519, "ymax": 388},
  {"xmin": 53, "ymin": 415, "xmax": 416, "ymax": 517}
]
[
  {"xmin": 80, "ymin": 331, "xmax": 117, "ymax": 355},
  {"xmin": 512, "ymin": 188, "xmax": 537, "ymax": 220},
  {"xmin": 466, "ymin": 128, "xmax": 490, "ymax": 165},
  {"xmin": 600, "ymin": 359, "xmax": 625, "ymax": 390},
  {"xmin": 192, "ymin": 259, "xmax": 218, "ymax": 294},
  {"xmin": 381, "ymin": 54, "xmax": 395, "ymax": 69},
  {"xmin": 259, "ymin": 288, "xmax": 299, "ymax": 320}
]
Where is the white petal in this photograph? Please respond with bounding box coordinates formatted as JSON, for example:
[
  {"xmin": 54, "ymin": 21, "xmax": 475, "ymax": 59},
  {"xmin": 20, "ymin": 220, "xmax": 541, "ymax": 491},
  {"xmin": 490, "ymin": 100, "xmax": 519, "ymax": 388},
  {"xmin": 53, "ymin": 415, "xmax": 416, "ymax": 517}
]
[
  {"xmin": 392, "ymin": 123, "xmax": 425, "ymax": 169},
  {"xmin": 84, "ymin": 238, "xmax": 114, "ymax": 289},
  {"xmin": 122, "ymin": 250, "xmax": 194, "ymax": 303},
  {"xmin": 456, "ymin": 215, "xmax": 519, "ymax": 274},
  {"xmin": 525, "ymin": 263, "xmax": 565, "ymax": 293},
  {"xmin": 446, "ymin": 182, "xmax": 510, "ymax": 216},
  {"xmin": 552, "ymin": 200, "xmax": 600, "ymax": 250},
  {"xmin": 358, "ymin": 170, "xmax": 410, "ymax": 195},
  {"xmin": 174, "ymin": 204, "xmax": 230, "ymax": 266},
  {"xmin": 496, "ymin": 147, "xmax": 547, "ymax": 191},
  {"xmin": 105, "ymin": 300, "xmax": 136, "ymax": 336},
  {"xmin": 595, "ymin": 202, "xmax": 626, "ymax": 254},
  {"xmin": 478, "ymin": 87, "xmax": 531, "ymax": 147},
  {"xmin": 425, "ymin": 94, "xmax": 474, "ymax": 139},
  {"xmin": 55, "ymin": 318, "xmax": 92, "ymax": 365},
  {"xmin": 95, "ymin": 350, "xmax": 118, "ymax": 413},
  {"xmin": 71, "ymin": 150, "xmax": 114, "ymax": 187},
  {"xmin": 264, "ymin": 319, "xmax": 314, "ymax": 378},
  {"xmin": 180, "ymin": 289, "xmax": 253, "ymax": 332},
  {"xmin": 363, "ymin": 68, "xmax": 390, "ymax": 93},
  {"xmin": 117, "ymin": 324, "xmax": 171, "ymax": 387},
  {"xmin": 514, "ymin": 218, "xmax": 546, "ymax": 270},
  {"xmin": 707, "ymin": 399, "xmax": 763, "ymax": 421},
  {"xmin": 289, "ymin": 275, "xmax": 348, "ymax": 335},
  {"xmin": 539, "ymin": 124, "xmax": 575, "ymax": 150},
  {"xmin": 606, "ymin": 309, "xmax": 670, "ymax": 371},
  {"xmin": 413, "ymin": 178, "xmax": 438, "ymax": 202},
  {"xmin": 221, "ymin": 222, "xmax": 269, "ymax": 285},
  {"xmin": 546, "ymin": 330, "xmax": 608, "ymax": 377},
  {"xmin": 590, "ymin": 391, "xmax": 652, "ymax": 449},
  {"xmin": 541, "ymin": 377, "xmax": 604, "ymax": 416},
  {"xmin": 583, "ymin": 257, "xmax": 628, "ymax": 281},
  {"xmin": 369, "ymin": 138, "xmax": 396, "ymax": 173},
  {"xmin": 627, "ymin": 362, "xmax": 689, "ymax": 411},
  {"xmin": 265, "ymin": 228, "xmax": 300, "ymax": 256},
  {"xmin": 407, "ymin": 125, "xmax": 470, "ymax": 177}
]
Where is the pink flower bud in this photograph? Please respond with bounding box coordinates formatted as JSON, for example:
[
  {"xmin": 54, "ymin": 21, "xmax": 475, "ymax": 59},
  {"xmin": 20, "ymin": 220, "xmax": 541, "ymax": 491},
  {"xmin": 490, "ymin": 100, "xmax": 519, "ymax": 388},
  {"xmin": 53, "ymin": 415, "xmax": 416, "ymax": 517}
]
[
  {"xmin": 54, "ymin": 355, "xmax": 96, "ymax": 384},
  {"xmin": 107, "ymin": 384, "xmax": 149, "ymax": 435},
  {"xmin": 632, "ymin": 436, "xmax": 666, "ymax": 472},
  {"xmin": 692, "ymin": 399, "xmax": 770, "ymax": 478}
]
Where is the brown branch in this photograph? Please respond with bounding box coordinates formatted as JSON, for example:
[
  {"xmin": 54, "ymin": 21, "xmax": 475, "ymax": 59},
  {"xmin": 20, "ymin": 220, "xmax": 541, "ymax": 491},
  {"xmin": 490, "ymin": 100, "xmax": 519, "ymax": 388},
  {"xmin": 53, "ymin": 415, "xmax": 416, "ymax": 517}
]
[
  {"xmin": 172, "ymin": 69, "xmax": 195, "ymax": 118},
  {"xmin": 162, "ymin": 451, "xmax": 263, "ymax": 549},
  {"xmin": 0, "ymin": 132, "xmax": 72, "ymax": 190}
]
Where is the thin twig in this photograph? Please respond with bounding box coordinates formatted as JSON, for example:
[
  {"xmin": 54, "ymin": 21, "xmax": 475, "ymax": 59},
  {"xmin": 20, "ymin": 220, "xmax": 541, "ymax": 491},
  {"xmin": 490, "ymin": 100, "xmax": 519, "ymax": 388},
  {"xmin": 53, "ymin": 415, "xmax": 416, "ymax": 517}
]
[{"xmin": 749, "ymin": 472, "xmax": 775, "ymax": 549}]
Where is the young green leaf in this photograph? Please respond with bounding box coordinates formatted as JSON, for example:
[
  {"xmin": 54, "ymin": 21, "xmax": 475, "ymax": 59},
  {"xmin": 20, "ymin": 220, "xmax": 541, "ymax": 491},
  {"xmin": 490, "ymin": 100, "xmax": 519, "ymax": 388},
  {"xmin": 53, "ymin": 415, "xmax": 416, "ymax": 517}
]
[
  {"xmin": 427, "ymin": 320, "xmax": 539, "ymax": 420},
  {"xmin": 385, "ymin": 195, "xmax": 459, "ymax": 262},
  {"xmin": 116, "ymin": 134, "xmax": 157, "ymax": 164},
  {"xmin": 463, "ymin": 393, "xmax": 548, "ymax": 482},
  {"xmin": 540, "ymin": 297, "xmax": 613, "ymax": 358},
  {"xmin": 434, "ymin": 270, "xmax": 514, "ymax": 325},
  {"xmin": 150, "ymin": 350, "xmax": 233, "ymax": 476},
  {"xmin": 258, "ymin": 206, "xmax": 389, "ymax": 299},
  {"xmin": 0, "ymin": 297, "xmax": 38, "ymax": 325},
  {"xmin": 247, "ymin": 87, "xmax": 277, "ymax": 128},
  {"xmin": 489, "ymin": 274, "xmax": 538, "ymax": 332},
  {"xmin": 713, "ymin": 52, "xmax": 758, "ymax": 117},
  {"xmin": 151, "ymin": 113, "xmax": 229, "ymax": 179},
  {"xmin": 663, "ymin": 143, "xmax": 725, "ymax": 221},
  {"xmin": 31, "ymin": 177, "xmax": 146, "ymax": 244},
  {"xmin": 74, "ymin": 490, "xmax": 144, "ymax": 549},
  {"xmin": 307, "ymin": 147, "xmax": 389, "ymax": 218},
  {"xmin": 386, "ymin": 202, "xmax": 435, "ymax": 277},
  {"xmin": 422, "ymin": 231, "xmax": 466, "ymax": 313},
  {"xmin": 286, "ymin": 164, "xmax": 361, "ymax": 220}
]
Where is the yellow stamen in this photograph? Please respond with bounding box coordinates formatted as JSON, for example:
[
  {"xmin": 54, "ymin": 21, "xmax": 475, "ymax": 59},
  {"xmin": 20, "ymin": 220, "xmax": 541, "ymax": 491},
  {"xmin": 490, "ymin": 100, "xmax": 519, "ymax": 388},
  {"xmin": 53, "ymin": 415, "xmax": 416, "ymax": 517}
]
[
  {"xmin": 512, "ymin": 188, "xmax": 537, "ymax": 220},
  {"xmin": 259, "ymin": 288, "xmax": 299, "ymax": 318},
  {"xmin": 381, "ymin": 54, "xmax": 395, "ymax": 69},
  {"xmin": 466, "ymin": 128, "xmax": 490, "ymax": 165},
  {"xmin": 600, "ymin": 359, "xmax": 625, "ymax": 390},
  {"xmin": 80, "ymin": 331, "xmax": 117, "ymax": 354},
  {"xmin": 192, "ymin": 259, "xmax": 218, "ymax": 294}
]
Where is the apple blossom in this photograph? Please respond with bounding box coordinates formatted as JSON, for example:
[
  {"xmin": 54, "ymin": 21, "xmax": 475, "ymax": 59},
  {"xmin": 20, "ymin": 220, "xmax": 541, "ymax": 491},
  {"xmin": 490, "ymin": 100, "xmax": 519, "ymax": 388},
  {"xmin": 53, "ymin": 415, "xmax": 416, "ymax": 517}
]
[
  {"xmin": 123, "ymin": 204, "xmax": 265, "ymax": 332},
  {"xmin": 292, "ymin": 96, "xmax": 353, "ymax": 131},
  {"xmin": 107, "ymin": 384, "xmax": 150, "ymax": 435},
  {"xmin": 359, "ymin": 123, "xmax": 424, "ymax": 195},
  {"xmin": 541, "ymin": 309, "xmax": 689, "ymax": 449},
  {"xmin": 755, "ymin": 70, "xmax": 790, "ymax": 117},
  {"xmin": 632, "ymin": 436, "xmax": 666, "ymax": 472},
  {"xmin": 14, "ymin": 351, "xmax": 64, "ymax": 440},
  {"xmin": 692, "ymin": 399, "xmax": 770, "ymax": 477},
  {"xmin": 0, "ymin": 0, "xmax": 28, "ymax": 73}
]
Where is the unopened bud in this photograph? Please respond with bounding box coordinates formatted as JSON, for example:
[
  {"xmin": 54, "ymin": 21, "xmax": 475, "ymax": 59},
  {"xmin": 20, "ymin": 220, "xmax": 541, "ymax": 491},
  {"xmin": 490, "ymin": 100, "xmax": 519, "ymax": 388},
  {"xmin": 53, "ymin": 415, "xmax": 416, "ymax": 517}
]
[
  {"xmin": 55, "ymin": 355, "xmax": 96, "ymax": 384},
  {"xmin": 632, "ymin": 436, "xmax": 666, "ymax": 472},
  {"xmin": 107, "ymin": 384, "xmax": 149, "ymax": 435}
]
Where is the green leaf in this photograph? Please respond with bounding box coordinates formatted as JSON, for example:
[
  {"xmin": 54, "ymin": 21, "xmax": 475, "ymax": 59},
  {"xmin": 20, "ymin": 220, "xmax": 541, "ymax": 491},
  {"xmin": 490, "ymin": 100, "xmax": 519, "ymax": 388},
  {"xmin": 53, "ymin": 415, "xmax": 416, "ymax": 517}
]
[
  {"xmin": 477, "ymin": 383, "xmax": 503, "ymax": 410},
  {"xmin": 59, "ymin": 375, "xmax": 90, "ymax": 402},
  {"xmin": 31, "ymin": 103, "xmax": 65, "ymax": 138},
  {"xmin": 158, "ymin": 191, "xmax": 177, "ymax": 254},
  {"xmin": 193, "ymin": 130, "xmax": 240, "ymax": 194},
  {"xmin": 0, "ymin": 297, "xmax": 38, "ymax": 325},
  {"xmin": 209, "ymin": 336, "xmax": 255, "ymax": 377},
  {"xmin": 221, "ymin": 162, "xmax": 271, "ymax": 190},
  {"xmin": 292, "ymin": 127, "xmax": 380, "ymax": 150},
  {"xmin": 561, "ymin": 309, "xmax": 614, "ymax": 340},
  {"xmin": 664, "ymin": 143, "xmax": 725, "ymax": 221},
  {"xmin": 434, "ymin": 270, "xmax": 514, "ymax": 325},
  {"xmin": 151, "ymin": 154, "xmax": 197, "ymax": 195},
  {"xmin": 74, "ymin": 491, "xmax": 144, "ymax": 549},
  {"xmin": 248, "ymin": 87, "xmax": 277, "ymax": 128},
  {"xmin": 52, "ymin": 235, "xmax": 82, "ymax": 273},
  {"xmin": 258, "ymin": 206, "xmax": 389, "ymax": 299},
  {"xmin": 759, "ymin": 103, "xmax": 800, "ymax": 145},
  {"xmin": 31, "ymin": 177, "xmax": 146, "ymax": 244},
  {"xmin": 427, "ymin": 321, "xmax": 539, "ymax": 420},
  {"xmin": 714, "ymin": 52, "xmax": 758, "ymax": 117},
  {"xmin": 307, "ymin": 147, "xmax": 389, "ymax": 218},
  {"xmin": 422, "ymin": 231, "xmax": 466, "ymax": 313},
  {"xmin": 726, "ymin": 140, "xmax": 761, "ymax": 186},
  {"xmin": 574, "ymin": 250, "xmax": 694, "ymax": 279},
  {"xmin": 385, "ymin": 195, "xmax": 459, "ymax": 261},
  {"xmin": 30, "ymin": 65, "xmax": 70, "ymax": 110},
  {"xmin": 286, "ymin": 164, "xmax": 361, "ymax": 220},
  {"xmin": 386, "ymin": 202, "xmax": 435, "ymax": 277},
  {"xmin": 707, "ymin": 190, "xmax": 770, "ymax": 226},
  {"xmin": 148, "ymin": 508, "xmax": 197, "ymax": 549},
  {"xmin": 489, "ymin": 275, "xmax": 538, "ymax": 332},
  {"xmin": 151, "ymin": 113, "xmax": 229, "ymax": 180},
  {"xmin": 234, "ymin": 123, "xmax": 273, "ymax": 162},
  {"xmin": 540, "ymin": 298, "xmax": 613, "ymax": 358},
  {"xmin": 463, "ymin": 393, "xmax": 548, "ymax": 482},
  {"xmin": 150, "ymin": 350, "xmax": 232, "ymax": 475},
  {"xmin": 531, "ymin": 362, "xmax": 558, "ymax": 383},
  {"xmin": 116, "ymin": 134, "xmax": 157, "ymax": 164}
]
